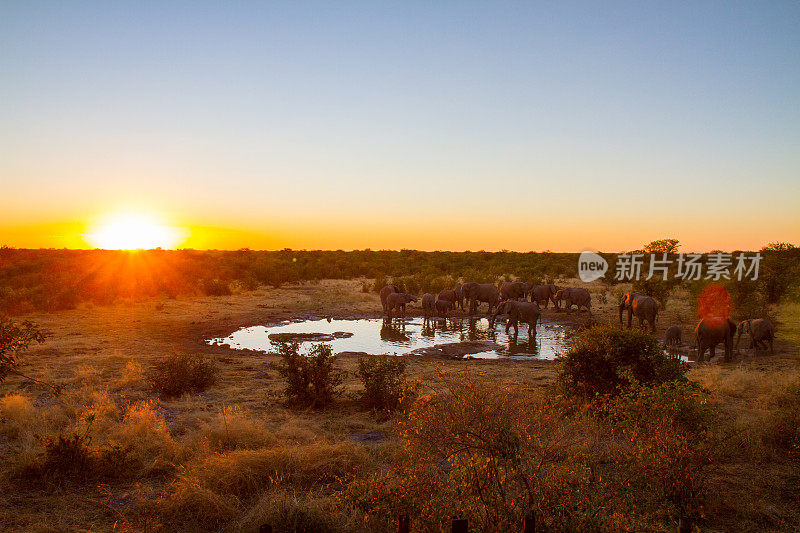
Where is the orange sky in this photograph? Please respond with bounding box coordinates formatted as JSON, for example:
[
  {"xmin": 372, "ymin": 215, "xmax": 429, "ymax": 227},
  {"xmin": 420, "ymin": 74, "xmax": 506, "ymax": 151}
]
[{"xmin": 2, "ymin": 3, "xmax": 798, "ymax": 252}]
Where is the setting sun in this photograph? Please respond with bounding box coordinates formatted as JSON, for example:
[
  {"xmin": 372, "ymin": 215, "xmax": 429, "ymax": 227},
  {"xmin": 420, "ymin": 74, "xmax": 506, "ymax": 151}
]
[{"xmin": 84, "ymin": 213, "xmax": 187, "ymax": 250}]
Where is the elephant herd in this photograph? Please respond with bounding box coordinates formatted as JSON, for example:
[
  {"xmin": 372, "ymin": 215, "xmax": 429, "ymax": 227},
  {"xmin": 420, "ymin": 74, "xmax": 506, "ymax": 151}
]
[
  {"xmin": 380, "ymin": 281, "xmax": 591, "ymax": 340},
  {"xmin": 381, "ymin": 282, "xmax": 776, "ymax": 363},
  {"xmin": 617, "ymin": 291, "xmax": 775, "ymax": 363}
]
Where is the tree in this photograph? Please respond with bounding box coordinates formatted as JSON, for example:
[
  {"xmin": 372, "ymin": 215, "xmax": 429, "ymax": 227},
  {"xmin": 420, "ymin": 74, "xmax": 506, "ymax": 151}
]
[
  {"xmin": 0, "ymin": 318, "xmax": 45, "ymax": 383},
  {"xmin": 644, "ymin": 239, "xmax": 680, "ymax": 254}
]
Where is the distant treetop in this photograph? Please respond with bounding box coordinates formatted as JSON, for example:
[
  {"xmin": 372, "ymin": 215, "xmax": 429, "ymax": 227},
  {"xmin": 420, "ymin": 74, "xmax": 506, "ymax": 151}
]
[{"xmin": 644, "ymin": 239, "xmax": 681, "ymax": 254}]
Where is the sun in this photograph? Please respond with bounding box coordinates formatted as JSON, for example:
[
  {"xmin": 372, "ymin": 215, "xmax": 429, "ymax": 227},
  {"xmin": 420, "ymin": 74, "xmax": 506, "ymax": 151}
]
[{"xmin": 85, "ymin": 213, "xmax": 187, "ymax": 250}]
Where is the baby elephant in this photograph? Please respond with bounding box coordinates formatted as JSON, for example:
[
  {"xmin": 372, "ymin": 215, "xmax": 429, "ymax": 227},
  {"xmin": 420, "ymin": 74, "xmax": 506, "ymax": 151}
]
[
  {"xmin": 386, "ymin": 292, "xmax": 417, "ymax": 320},
  {"xmin": 663, "ymin": 325, "xmax": 682, "ymax": 348},
  {"xmin": 735, "ymin": 318, "xmax": 775, "ymax": 354},
  {"xmin": 492, "ymin": 300, "xmax": 541, "ymax": 338},
  {"xmin": 435, "ymin": 299, "xmax": 454, "ymax": 318},
  {"xmin": 438, "ymin": 289, "xmax": 458, "ymax": 310},
  {"xmin": 421, "ymin": 293, "xmax": 436, "ymax": 319}
]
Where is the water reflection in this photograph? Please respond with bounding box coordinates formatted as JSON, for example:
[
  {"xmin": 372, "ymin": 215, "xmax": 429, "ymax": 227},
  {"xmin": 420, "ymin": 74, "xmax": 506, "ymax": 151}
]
[
  {"xmin": 208, "ymin": 317, "xmax": 570, "ymax": 360},
  {"xmin": 380, "ymin": 321, "xmax": 410, "ymax": 343}
]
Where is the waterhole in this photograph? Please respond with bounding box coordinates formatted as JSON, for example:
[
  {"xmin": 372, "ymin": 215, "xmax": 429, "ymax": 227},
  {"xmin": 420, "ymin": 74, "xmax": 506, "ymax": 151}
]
[{"xmin": 208, "ymin": 317, "xmax": 573, "ymax": 360}]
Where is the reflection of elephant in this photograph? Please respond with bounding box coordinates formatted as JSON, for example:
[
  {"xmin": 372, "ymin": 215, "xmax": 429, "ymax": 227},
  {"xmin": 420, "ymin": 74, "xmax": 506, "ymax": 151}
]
[
  {"xmin": 555, "ymin": 288, "xmax": 592, "ymax": 313},
  {"xmin": 438, "ymin": 289, "xmax": 458, "ymax": 310},
  {"xmin": 422, "ymin": 293, "xmax": 436, "ymax": 319},
  {"xmin": 618, "ymin": 292, "xmax": 657, "ymax": 332},
  {"xmin": 380, "ymin": 322, "xmax": 409, "ymax": 342},
  {"xmin": 735, "ymin": 319, "xmax": 774, "ymax": 354},
  {"xmin": 500, "ymin": 282, "xmax": 527, "ymax": 301},
  {"xmin": 695, "ymin": 317, "xmax": 736, "ymax": 362},
  {"xmin": 663, "ymin": 325, "xmax": 682, "ymax": 347},
  {"xmin": 491, "ymin": 300, "xmax": 541, "ymax": 338},
  {"xmin": 463, "ymin": 283, "xmax": 500, "ymax": 315},
  {"xmin": 529, "ymin": 284, "xmax": 560, "ymax": 309},
  {"xmin": 506, "ymin": 336, "xmax": 538, "ymax": 356},
  {"xmin": 386, "ymin": 292, "xmax": 417, "ymax": 319},
  {"xmin": 379, "ymin": 284, "xmax": 401, "ymax": 313},
  {"xmin": 435, "ymin": 299, "xmax": 454, "ymax": 318}
]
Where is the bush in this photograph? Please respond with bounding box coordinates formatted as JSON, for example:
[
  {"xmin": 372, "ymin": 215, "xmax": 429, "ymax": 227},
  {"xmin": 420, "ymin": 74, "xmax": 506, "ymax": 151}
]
[
  {"xmin": 336, "ymin": 374, "xmax": 614, "ymax": 532},
  {"xmin": 274, "ymin": 343, "xmax": 344, "ymax": 408},
  {"xmin": 558, "ymin": 325, "xmax": 686, "ymax": 397},
  {"xmin": 35, "ymin": 432, "xmax": 94, "ymax": 481},
  {"xmin": 148, "ymin": 354, "xmax": 217, "ymax": 397},
  {"xmin": 603, "ymin": 380, "xmax": 717, "ymax": 519},
  {"xmin": 0, "ymin": 318, "xmax": 45, "ymax": 383},
  {"xmin": 200, "ymin": 278, "xmax": 232, "ymax": 296},
  {"xmin": 357, "ymin": 356, "xmax": 411, "ymax": 411}
]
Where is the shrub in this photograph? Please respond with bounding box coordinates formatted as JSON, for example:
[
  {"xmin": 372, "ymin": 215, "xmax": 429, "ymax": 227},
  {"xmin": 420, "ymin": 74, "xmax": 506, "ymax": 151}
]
[
  {"xmin": 356, "ymin": 356, "xmax": 410, "ymax": 411},
  {"xmin": 148, "ymin": 354, "xmax": 217, "ymax": 397},
  {"xmin": 557, "ymin": 325, "xmax": 686, "ymax": 397},
  {"xmin": 200, "ymin": 278, "xmax": 232, "ymax": 296},
  {"xmin": 603, "ymin": 380, "xmax": 717, "ymax": 520},
  {"xmin": 337, "ymin": 374, "xmax": 611, "ymax": 532},
  {"xmin": 274, "ymin": 343, "xmax": 344, "ymax": 408},
  {"xmin": 35, "ymin": 432, "xmax": 94, "ymax": 481},
  {"xmin": 0, "ymin": 318, "xmax": 45, "ymax": 383}
]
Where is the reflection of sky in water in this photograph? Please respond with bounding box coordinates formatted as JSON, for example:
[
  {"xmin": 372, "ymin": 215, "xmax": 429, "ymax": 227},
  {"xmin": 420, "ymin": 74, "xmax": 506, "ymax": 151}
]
[{"xmin": 208, "ymin": 318, "xmax": 573, "ymax": 360}]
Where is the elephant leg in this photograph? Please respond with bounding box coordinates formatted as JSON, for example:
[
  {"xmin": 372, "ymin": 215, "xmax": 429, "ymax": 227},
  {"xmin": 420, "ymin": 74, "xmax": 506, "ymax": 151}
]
[{"xmin": 627, "ymin": 309, "xmax": 633, "ymax": 328}]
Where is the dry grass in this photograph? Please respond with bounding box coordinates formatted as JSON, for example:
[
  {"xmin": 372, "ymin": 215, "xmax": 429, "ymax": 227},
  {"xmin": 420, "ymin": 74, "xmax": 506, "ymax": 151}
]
[{"xmin": 0, "ymin": 277, "xmax": 798, "ymax": 531}]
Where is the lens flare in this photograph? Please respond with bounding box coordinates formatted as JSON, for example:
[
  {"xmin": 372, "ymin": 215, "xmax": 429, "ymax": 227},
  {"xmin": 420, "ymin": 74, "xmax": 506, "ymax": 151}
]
[
  {"xmin": 85, "ymin": 213, "xmax": 187, "ymax": 250},
  {"xmin": 697, "ymin": 283, "xmax": 731, "ymax": 325}
]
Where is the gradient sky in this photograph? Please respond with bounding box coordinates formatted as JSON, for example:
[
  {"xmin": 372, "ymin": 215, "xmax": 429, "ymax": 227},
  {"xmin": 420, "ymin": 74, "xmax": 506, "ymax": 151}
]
[{"xmin": 2, "ymin": 1, "xmax": 798, "ymax": 252}]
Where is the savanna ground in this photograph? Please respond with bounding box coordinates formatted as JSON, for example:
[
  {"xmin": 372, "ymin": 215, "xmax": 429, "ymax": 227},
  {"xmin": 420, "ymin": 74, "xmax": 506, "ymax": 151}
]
[{"xmin": 1, "ymin": 275, "xmax": 799, "ymax": 532}]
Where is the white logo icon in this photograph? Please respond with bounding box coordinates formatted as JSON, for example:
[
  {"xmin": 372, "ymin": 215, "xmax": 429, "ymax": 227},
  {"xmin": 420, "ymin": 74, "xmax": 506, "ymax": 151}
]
[{"xmin": 578, "ymin": 251, "xmax": 608, "ymax": 282}]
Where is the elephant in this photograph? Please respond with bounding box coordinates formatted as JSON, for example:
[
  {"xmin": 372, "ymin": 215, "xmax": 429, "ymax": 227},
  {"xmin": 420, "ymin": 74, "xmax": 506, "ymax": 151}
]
[
  {"xmin": 421, "ymin": 293, "xmax": 436, "ymax": 319},
  {"xmin": 663, "ymin": 325, "xmax": 682, "ymax": 348},
  {"xmin": 735, "ymin": 318, "xmax": 774, "ymax": 354},
  {"xmin": 554, "ymin": 288, "xmax": 592, "ymax": 313},
  {"xmin": 491, "ymin": 300, "xmax": 541, "ymax": 338},
  {"xmin": 379, "ymin": 284, "xmax": 401, "ymax": 314},
  {"xmin": 438, "ymin": 289, "xmax": 458, "ymax": 309},
  {"xmin": 499, "ymin": 281, "xmax": 528, "ymax": 301},
  {"xmin": 435, "ymin": 299, "xmax": 454, "ymax": 318},
  {"xmin": 695, "ymin": 317, "xmax": 737, "ymax": 362},
  {"xmin": 463, "ymin": 282, "xmax": 500, "ymax": 315},
  {"xmin": 619, "ymin": 292, "xmax": 657, "ymax": 332},
  {"xmin": 454, "ymin": 285, "xmax": 466, "ymax": 311},
  {"xmin": 386, "ymin": 292, "xmax": 417, "ymax": 320},
  {"xmin": 529, "ymin": 284, "xmax": 560, "ymax": 309}
]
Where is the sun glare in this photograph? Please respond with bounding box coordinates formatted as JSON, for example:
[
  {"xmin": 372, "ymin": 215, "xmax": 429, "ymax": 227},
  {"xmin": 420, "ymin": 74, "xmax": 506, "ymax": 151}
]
[{"xmin": 85, "ymin": 213, "xmax": 187, "ymax": 250}]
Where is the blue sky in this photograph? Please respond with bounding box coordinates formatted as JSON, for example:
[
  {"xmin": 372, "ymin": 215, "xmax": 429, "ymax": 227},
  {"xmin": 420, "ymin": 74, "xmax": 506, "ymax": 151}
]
[{"xmin": 1, "ymin": 1, "xmax": 798, "ymax": 250}]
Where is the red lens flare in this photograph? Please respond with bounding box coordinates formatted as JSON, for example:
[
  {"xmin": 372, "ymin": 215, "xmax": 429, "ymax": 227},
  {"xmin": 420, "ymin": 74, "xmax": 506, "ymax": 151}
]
[{"xmin": 697, "ymin": 283, "xmax": 731, "ymax": 326}]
